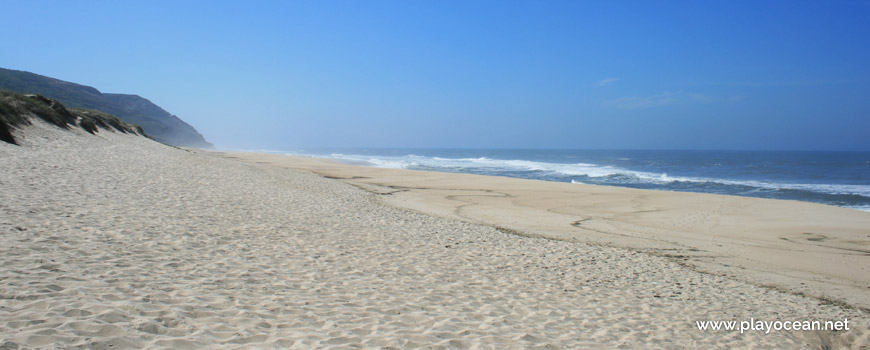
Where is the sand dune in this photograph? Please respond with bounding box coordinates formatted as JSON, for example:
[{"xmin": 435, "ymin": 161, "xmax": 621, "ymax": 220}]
[{"xmin": 1, "ymin": 121, "xmax": 867, "ymax": 348}]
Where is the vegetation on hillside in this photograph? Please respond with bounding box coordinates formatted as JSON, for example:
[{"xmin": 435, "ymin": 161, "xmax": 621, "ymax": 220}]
[{"xmin": 0, "ymin": 90, "xmax": 145, "ymax": 145}]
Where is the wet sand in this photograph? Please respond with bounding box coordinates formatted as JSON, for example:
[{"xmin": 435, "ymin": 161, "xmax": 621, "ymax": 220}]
[
  {"xmin": 0, "ymin": 121, "xmax": 867, "ymax": 348},
  {"xmin": 222, "ymin": 152, "xmax": 870, "ymax": 311}
]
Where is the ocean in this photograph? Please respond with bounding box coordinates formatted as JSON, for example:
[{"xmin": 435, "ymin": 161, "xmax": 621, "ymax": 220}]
[{"xmin": 281, "ymin": 148, "xmax": 870, "ymax": 212}]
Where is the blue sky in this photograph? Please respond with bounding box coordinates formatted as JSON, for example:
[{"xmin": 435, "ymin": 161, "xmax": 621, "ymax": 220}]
[{"xmin": 2, "ymin": 1, "xmax": 869, "ymax": 150}]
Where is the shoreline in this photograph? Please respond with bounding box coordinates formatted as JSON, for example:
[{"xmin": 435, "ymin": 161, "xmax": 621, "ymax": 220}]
[
  {"xmin": 211, "ymin": 150, "xmax": 870, "ymax": 311},
  {"xmin": 323, "ymin": 155, "xmax": 870, "ymax": 214},
  {"xmin": 274, "ymin": 150, "xmax": 870, "ymax": 214},
  {"xmin": 2, "ymin": 124, "xmax": 868, "ymax": 348}
]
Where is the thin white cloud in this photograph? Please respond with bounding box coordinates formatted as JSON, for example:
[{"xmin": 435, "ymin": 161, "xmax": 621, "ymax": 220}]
[
  {"xmin": 596, "ymin": 78, "xmax": 620, "ymax": 86},
  {"xmin": 607, "ymin": 91, "xmax": 714, "ymax": 109}
]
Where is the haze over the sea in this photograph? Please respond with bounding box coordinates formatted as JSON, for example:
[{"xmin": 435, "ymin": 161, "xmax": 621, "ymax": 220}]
[{"xmin": 1, "ymin": 1, "xmax": 869, "ymax": 151}]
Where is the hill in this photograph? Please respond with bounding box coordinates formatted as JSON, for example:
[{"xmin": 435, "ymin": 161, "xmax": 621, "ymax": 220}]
[{"xmin": 0, "ymin": 68, "xmax": 211, "ymax": 148}]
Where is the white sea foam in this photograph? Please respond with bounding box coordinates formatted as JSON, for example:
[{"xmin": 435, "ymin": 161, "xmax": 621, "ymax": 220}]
[
  {"xmin": 313, "ymin": 153, "xmax": 870, "ymax": 199},
  {"xmin": 845, "ymin": 205, "xmax": 870, "ymax": 212}
]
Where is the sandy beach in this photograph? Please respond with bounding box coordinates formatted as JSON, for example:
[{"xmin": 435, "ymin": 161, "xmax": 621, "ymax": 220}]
[
  {"xmin": 224, "ymin": 152, "xmax": 870, "ymax": 311},
  {"xmin": 1, "ymin": 122, "xmax": 868, "ymax": 349}
]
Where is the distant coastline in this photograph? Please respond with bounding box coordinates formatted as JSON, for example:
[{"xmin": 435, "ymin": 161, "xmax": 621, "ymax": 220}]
[{"xmin": 0, "ymin": 67, "xmax": 211, "ymax": 148}]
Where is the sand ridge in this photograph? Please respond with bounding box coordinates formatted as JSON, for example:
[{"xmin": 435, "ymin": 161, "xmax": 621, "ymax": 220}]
[{"xmin": 0, "ymin": 122, "xmax": 868, "ymax": 348}]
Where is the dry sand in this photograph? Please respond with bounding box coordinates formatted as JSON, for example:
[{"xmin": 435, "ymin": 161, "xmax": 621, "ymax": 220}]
[
  {"xmin": 1, "ymin": 120, "xmax": 868, "ymax": 349},
  {"xmin": 227, "ymin": 153, "xmax": 870, "ymax": 311}
]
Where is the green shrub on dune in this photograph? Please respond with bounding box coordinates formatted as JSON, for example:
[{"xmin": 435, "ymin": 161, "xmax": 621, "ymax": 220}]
[{"xmin": 0, "ymin": 90, "xmax": 146, "ymax": 145}]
